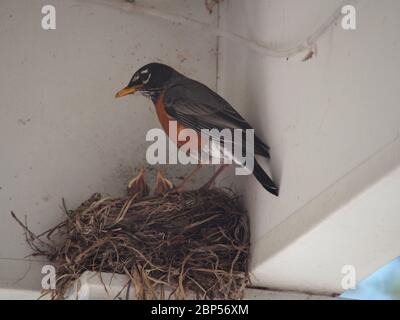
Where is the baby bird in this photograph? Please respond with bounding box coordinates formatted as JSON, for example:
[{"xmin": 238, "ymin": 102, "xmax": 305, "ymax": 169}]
[
  {"xmin": 127, "ymin": 168, "xmax": 150, "ymax": 199},
  {"xmin": 154, "ymin": 170, "xmax": 174, "ymax": 195}
]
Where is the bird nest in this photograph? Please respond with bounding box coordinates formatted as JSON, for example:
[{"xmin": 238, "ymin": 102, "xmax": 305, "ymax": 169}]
[{"xmin": 12, "ymin": 171, "xmax": 250, "ymax": 300}]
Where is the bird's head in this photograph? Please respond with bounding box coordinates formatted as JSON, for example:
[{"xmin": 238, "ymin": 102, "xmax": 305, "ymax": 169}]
[{"xmin": 115, "ymin": 63, "xmax": 174, "ymax": 98}]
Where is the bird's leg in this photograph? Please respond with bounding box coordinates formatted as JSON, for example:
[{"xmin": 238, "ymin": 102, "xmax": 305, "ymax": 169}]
[
  {"xmin": 174, "ymin": 164, "xmax": 203, "ymax": 192},
  {"xmin": 201, "ymin": 164, "xmax": 229, "ymax": 190}
]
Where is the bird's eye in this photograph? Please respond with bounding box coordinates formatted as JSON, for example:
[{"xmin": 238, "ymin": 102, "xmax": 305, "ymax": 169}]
[{"xmin": 141, "ymin": 72, "xmax": 151, "ymax": 84}]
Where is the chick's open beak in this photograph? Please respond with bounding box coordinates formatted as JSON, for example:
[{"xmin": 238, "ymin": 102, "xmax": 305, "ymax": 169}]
[{"xmin": 115, "ymin": 85, "xmax": 142, "ymax": 98}]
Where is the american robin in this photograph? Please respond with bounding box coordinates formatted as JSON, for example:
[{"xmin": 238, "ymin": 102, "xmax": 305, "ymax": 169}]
[
  {"xmin": 127, "ymin": 168, "xmax": 149, "ymax": 198},
  {"xmin": 127, "ymin": 168, "xmax": 173, "ymax": 197},
  {"xmin": 154, "ymin": 169, "xmax": 174, "ymax": 195},
  {"xmin": 115, "ymin": 63, "xmax": 279, "ymax": 196}
]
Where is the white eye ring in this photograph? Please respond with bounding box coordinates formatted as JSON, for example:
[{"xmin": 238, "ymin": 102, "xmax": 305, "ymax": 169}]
[
  {"xmin": 142, "ymin": 73, "xmax": 151, "ymax": 84},
  {"xmin": 132, "ymin": 74, "xmax": 139, "ymax": 82}
]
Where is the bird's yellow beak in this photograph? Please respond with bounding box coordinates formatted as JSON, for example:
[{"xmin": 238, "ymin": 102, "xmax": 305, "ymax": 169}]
[{"xmin": 115, "ymin": 85, "xmax": 142, "ymax": 98}]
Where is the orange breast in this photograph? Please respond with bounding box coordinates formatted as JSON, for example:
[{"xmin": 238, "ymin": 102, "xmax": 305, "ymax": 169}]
[
  {"xmin": 155, "ymin": 92, "xmax": 184, "ymax": 137},
  {"xmin": 155, "ymin": 92, "xmax": 204, "ymax": 151}
]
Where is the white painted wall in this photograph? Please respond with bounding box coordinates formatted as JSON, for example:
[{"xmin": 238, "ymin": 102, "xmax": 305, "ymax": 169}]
[
  {"xmin": 218, "ymin": 0, "xmax": 400, "ymax": 294},
  {"xmin": 0, "ymin": 0, "xmax": 217, "ymax": 291}
]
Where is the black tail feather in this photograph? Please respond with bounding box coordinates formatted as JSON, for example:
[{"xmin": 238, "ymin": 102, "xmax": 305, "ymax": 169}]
[
  {"xmin": 254, "ymin": 135, "xmax": 271, "ymax": 158},
  {"xmin": 253, "ymin": 159, "xmax": 279, "ymax": 196}
]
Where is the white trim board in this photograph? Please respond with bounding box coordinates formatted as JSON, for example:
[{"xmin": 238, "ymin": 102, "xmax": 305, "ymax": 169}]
[{"xmin": 0, "ymin": 271, "xmax": 336, "ymax": 300}]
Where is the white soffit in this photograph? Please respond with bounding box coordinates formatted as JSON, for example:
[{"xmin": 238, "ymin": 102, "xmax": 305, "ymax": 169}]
[{"xmin": 251, "ymin": 135, "xmax": 400, "ymax": 294}]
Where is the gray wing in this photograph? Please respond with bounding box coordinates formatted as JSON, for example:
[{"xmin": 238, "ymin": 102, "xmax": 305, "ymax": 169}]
[{"xmin": 164, "ymin": 79, "xmax": 270, "ymax": 158}]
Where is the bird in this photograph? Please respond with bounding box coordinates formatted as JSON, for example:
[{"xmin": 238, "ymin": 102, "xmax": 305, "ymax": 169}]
[
  {"xmin": 127, "ymin": 168, "xmax": 149, "ymax": 199},
  {"xmin": 154, "ymin": 169, "xmax": 174, "ymax": 195},
  {"xmin": 127, "ymin": 167, "xmax": 174, "ymax": 198},
  {"xmin": 115, "ymin": 63, "xmax": 279, "ymax": 196}
]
